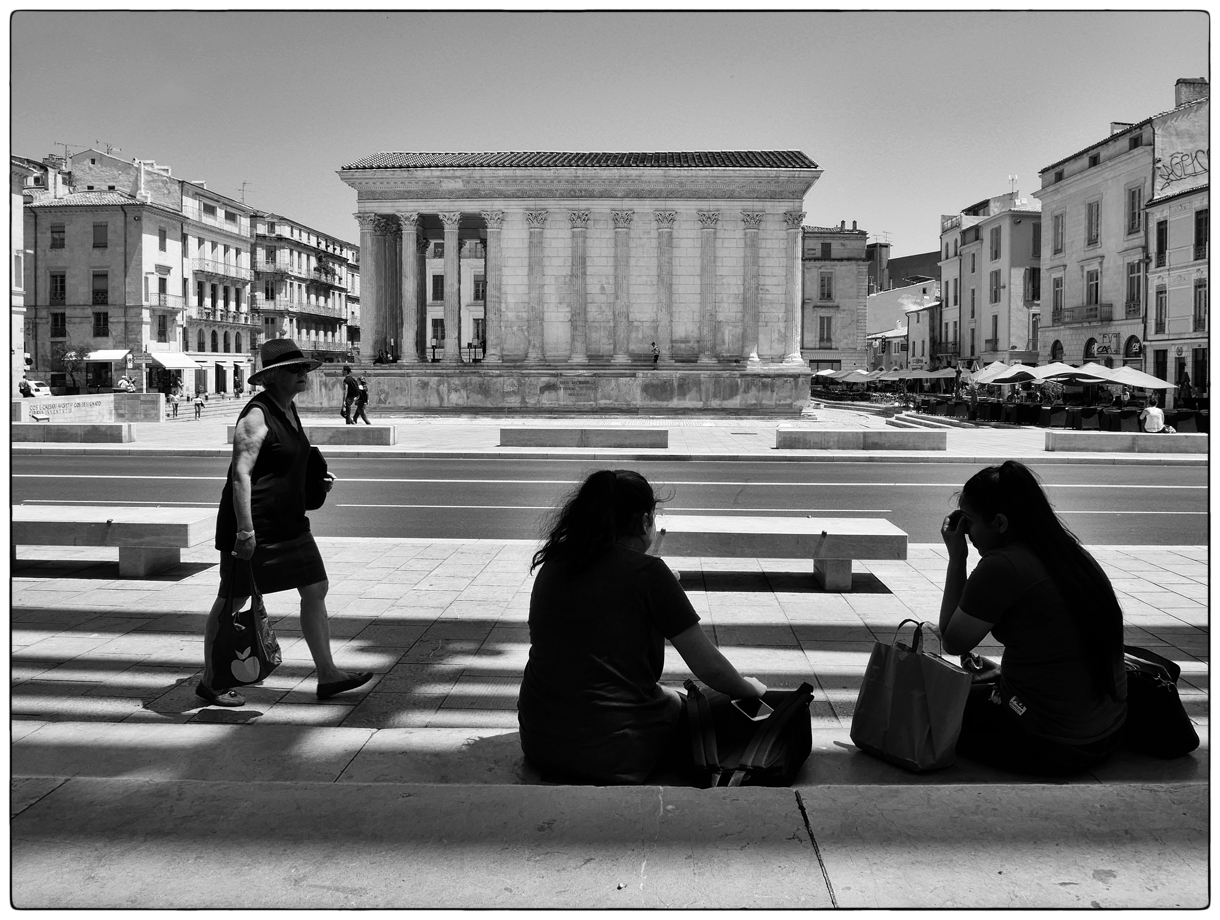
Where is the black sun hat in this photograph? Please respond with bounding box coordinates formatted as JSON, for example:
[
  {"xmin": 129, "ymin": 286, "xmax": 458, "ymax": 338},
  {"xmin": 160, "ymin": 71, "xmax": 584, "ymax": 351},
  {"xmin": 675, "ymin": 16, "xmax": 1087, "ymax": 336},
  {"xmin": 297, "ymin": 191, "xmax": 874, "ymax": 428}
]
[{"xmin": 249, "ymin": 338, "xmax": 322, "ymax": 384}]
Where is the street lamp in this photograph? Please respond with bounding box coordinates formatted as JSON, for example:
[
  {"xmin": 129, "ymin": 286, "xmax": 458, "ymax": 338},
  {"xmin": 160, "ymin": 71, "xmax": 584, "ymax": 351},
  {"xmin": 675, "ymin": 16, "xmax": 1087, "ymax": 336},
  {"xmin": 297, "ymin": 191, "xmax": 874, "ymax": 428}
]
[{"xmin": 430, "ymin": 338, "xmax": 438, "ymax": 362}]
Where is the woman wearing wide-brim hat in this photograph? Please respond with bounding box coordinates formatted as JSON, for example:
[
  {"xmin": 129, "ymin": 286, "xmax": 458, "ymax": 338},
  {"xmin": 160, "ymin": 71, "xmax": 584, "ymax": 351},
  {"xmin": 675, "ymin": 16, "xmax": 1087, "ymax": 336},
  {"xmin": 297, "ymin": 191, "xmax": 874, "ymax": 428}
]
[{"xmin": 196, "ymin": 338, "xmax": 372, "ymax": 707}]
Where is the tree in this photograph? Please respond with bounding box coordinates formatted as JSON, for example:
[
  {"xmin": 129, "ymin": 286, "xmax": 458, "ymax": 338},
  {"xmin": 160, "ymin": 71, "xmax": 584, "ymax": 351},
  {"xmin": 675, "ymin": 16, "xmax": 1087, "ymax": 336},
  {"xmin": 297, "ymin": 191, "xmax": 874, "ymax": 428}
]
[{"xmin": 60, "ymin": 343, "xmax": 91, "ymax": 390}]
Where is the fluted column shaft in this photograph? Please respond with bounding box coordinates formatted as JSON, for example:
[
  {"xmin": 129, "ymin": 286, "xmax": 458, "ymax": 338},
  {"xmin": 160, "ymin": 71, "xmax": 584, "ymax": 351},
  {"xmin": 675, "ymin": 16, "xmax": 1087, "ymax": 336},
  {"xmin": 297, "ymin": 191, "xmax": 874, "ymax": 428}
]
[
  {"xmin": 355, "ymin": 214, "xmax": 381, "ymax": 357},
  {"xmin": 568, "ymin": 211, "xmax": 589, "ymax": 364},
  {"xmin": 742, "ymin": 211, "xmax": 763, "ymax": 366},
  {"xmin": 480, "ymin": 211, "xmax": 504, "ymax": 364},
  {"xmin": 440, "ymin": 212, "xmax": 462, "ymax": 363},
  {"xmin": 416, "ymin": 237, "xmax": 429, "ymax": 359},
  {"xmin": 611, "ymin": 210, "xmax": 633, "ymax": 363},
  {"xmin": 783, "ymin": 210, "xmax": 807, "ymax": 365},
  {"xmin": 655, "ymin": 211, "xmax": 675, "ymax": 363},
  {"xmin": 525, "ymin": 210, "xmax": 547, "ymax": 362},
  {"xmin": 397, "ymin": 213, "xmax": 420, "ymax": 363},
  {"xmin": 697, "ymin": 211, "xmax": 720, "ymax": 364},
  {"xmin": 385, "ymin": 221, "xmax": 401, "ymax": 359}
]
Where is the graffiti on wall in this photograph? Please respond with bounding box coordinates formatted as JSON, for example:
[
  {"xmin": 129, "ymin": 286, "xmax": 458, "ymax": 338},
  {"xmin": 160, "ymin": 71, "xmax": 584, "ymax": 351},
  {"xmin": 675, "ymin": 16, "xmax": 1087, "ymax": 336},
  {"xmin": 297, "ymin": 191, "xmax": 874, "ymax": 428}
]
[
  {"xmin": 1156, "ymin": 149, "xmax": 1209, "ymax": 192},
  {"xmin": 1153, "ymin": 99, "xmax": 1209, "ymax": 195}
]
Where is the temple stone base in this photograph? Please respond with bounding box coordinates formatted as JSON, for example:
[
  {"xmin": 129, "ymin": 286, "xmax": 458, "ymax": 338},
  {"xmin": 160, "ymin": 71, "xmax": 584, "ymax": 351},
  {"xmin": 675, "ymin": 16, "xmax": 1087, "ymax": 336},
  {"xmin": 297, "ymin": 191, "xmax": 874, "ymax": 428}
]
[{"xmin": 300, "ymin": 366, "xmax": 811, "ymax": 415}]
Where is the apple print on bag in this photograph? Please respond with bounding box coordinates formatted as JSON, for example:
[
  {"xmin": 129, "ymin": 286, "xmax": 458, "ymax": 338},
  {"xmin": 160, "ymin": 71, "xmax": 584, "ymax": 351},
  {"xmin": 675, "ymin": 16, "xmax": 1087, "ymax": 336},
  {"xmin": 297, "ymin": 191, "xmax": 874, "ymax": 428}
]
[{"xmin": 231, "ymin": 648, "xmax": 262, "ymax": 683}]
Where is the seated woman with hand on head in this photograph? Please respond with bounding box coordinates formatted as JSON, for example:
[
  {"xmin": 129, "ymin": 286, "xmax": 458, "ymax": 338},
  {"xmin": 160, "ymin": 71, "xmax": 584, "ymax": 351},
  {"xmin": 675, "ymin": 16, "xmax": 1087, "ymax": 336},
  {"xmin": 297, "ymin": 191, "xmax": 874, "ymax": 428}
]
[
  {"xmin": 938, "ymin": 461, "xmax": 1127, "ymax": 775},
  {"xmin": 518, "ymin": 469, "xmax": 766, "ymax": 785}
]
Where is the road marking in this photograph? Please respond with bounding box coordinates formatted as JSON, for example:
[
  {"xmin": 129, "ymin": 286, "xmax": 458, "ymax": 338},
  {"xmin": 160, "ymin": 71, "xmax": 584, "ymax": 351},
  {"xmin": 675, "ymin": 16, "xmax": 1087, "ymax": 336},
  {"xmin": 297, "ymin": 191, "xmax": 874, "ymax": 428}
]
[
  {"xmin": 336, "ymin": 504, "xmax": 895, "ymax": 513},
  {"xmin": 10, "ymin": 474, "xmax": 1206, "ymax": 490}
]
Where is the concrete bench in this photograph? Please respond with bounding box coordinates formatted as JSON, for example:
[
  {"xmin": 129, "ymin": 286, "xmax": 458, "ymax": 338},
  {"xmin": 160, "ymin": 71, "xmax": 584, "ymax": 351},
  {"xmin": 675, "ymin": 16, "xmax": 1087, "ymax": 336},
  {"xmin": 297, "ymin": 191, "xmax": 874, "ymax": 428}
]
[
  {"xmin": 12, "ymin": 423, "xmax": 134, "ymax": 442},
  {"xmin": 227, "ymin": 424, "xmax": 396, "ymax": 446},
  {"xmin": 1045, "ymin": 430, "xmax": 1208, "ymax": 453},
  {"xmin": 499, "ymin": 428, "xmax": 669, "ymax": 448},
  {"xmin": 776, "ymin": 428, "xmax": 947, "ymax": 450},
  {"xmin": 12, "ymin": 505, "xmax": 216, "ymax": 577},
  {"xmin": 650, "ymin": 514, "xmax": 908, "ymax": 591}
]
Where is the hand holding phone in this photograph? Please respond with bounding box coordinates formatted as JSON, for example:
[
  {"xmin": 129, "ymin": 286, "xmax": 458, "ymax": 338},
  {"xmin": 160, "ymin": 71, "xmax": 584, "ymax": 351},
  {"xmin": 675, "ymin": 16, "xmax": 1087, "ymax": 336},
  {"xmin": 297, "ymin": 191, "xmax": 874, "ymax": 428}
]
[{"xmin": 731, "ymin": 697, "xmax": 774, "ymax": 721}]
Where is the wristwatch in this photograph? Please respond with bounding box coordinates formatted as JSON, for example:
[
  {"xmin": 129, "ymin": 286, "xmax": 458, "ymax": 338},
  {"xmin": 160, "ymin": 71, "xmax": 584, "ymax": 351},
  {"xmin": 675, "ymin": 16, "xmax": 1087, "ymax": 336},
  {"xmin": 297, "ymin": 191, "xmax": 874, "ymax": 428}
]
[{"xmin": 236, "ymin": 529, "xmax": 255, "ymax": 540}]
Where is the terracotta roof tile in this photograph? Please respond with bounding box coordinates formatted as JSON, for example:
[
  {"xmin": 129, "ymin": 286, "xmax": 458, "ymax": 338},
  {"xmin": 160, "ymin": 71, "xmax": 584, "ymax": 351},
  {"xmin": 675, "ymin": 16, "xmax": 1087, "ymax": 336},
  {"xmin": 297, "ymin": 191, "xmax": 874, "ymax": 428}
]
[
  {"xmin": 342, "ymin": 151, "xmax": 818, "ymax": 170},
  {"xmin": 26, "ymin": 191, "xmax": 141, "ymax": 208}
]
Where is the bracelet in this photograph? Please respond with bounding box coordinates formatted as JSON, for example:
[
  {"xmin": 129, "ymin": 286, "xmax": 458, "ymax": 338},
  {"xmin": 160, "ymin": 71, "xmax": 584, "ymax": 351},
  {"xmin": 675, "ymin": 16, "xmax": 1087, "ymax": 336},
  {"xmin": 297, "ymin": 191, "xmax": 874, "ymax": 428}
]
[{"xmin": 236, "ymin": 530, "xmax": 255, "ymax": 540}]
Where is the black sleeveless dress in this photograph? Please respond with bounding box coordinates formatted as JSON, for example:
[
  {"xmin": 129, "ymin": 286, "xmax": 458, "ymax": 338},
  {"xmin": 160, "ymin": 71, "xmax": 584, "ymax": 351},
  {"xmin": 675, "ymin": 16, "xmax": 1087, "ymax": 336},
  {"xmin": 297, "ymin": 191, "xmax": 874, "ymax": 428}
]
[{"xmin": 215, "ymin": 392, "xmax": 326, "ymax": 595}]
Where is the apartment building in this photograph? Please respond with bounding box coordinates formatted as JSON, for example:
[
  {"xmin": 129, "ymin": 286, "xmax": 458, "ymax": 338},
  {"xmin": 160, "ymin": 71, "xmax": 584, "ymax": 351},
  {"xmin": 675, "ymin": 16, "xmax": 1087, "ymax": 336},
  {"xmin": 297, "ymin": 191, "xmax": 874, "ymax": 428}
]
[
  {"xmin": 1034, "ymin": 78, "xmax": 1207, "ymax": 388},
  {"xmin": 865, "ymin": 324, "xmax": 909, "ymax": 371},
  {"xmin": 1144, "ymin": 95, "xmax": 1209, "ymax": 401},
  {"xmin": 801, "ymin": 221, "xmax": 869, "ymax": 371},
  {"xmin": 251, "ymin": 212, "xmax": 359, "ymax": 363},
  {"xmin": 939, "ymin": 193, "xmax": 1041, "ymax": 368},
  {"xmin": 11, "ymin": 157, "xmax": 37, "ymax": 390}
]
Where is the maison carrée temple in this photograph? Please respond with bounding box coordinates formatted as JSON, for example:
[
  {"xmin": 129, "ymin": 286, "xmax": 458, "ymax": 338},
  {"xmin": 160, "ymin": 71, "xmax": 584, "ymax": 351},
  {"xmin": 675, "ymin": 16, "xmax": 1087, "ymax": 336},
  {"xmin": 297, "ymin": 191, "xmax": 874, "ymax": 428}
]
[{"xmin": 309, "ymin": 150, "xmax": 821, "ymax": 414}]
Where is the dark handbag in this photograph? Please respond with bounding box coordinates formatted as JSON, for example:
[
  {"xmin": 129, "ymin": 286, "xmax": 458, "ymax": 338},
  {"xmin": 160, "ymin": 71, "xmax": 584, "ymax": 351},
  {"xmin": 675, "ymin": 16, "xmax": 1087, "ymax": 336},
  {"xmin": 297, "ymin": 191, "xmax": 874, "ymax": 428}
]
[
  {"xmin": 850, "ymin": 619, "xmax": 972, "ymax": 772},
  {"xmin": 683, "ymin": 679, "xmax": 815, "ymax": 787},
  {"xmin": 210, "ymin": 559, "xmax": 282, "ymax": 691},
  {"xmin": 1122, "ymin": 644, "xmax": 1199, "ymax": 759},
  {"xmin": 305, "ymin": 445, "xmax": 330, "ymax": 510}
]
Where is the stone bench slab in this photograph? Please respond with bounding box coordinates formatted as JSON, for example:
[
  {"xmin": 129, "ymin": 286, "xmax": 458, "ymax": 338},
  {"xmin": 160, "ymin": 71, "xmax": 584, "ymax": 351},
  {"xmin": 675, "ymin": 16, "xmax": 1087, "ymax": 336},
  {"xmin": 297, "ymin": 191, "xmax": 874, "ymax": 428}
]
[
  {"xmin": 12, "ymin": 423, "xmax": 135, "ymax": 443},
  {"xmin": 1045, "ymin": 431, "xmax": 1208, "ymax": 453},
  {"xmin": 227, "ymin": 425, "xmax": 396, "ymax": 446},
  {"xmin": 776, "ymin": 428, "xmax": 947, "ymax": 450},
  {"xmin": 12, "ymin": 505, "xmax": 216, "ymax": 577},
  {"xmin": 499, "ymin": 428, "xmax": 669, "ymax": 448},
  {"xmin": 652, "ymin": 514, "xmax": 908, "ymax": 591}
]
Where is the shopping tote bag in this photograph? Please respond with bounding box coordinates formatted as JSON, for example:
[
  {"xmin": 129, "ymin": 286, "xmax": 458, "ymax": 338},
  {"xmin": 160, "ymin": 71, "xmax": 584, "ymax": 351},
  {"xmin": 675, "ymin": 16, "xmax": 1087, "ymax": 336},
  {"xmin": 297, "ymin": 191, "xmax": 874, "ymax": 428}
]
[{"xmin": 850, "ymin": 619, "xmax": 972, "ymax": 772}]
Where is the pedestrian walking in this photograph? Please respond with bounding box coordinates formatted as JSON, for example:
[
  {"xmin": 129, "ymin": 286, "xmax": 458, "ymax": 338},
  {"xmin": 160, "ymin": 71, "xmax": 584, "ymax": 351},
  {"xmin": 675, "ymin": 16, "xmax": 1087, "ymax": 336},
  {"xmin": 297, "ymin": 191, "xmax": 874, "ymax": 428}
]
[
  {"xmin": 193, "ymin": 393, "xmax": 204, "ymax": 420},
  {"xmin": 17, "ymin": 375, "xmax": 32, "ymax": 398},
  {"xmin": 341, "ymin": 364, "xmax": 359, "ymax": 424},
  {"xmin": 651, "ymin": 342, "xmax": 660, "ymax": 367},
  {"xmin": 353, "ymin": 375, "xmax": 372, "ymax": 425},
  {"xmin": 169, "ymin": 392, "xmax": 179, "ymax": 418},
  {"xmin": 197, "ymin": 338, "xmax": 372, "ymax": 707}
]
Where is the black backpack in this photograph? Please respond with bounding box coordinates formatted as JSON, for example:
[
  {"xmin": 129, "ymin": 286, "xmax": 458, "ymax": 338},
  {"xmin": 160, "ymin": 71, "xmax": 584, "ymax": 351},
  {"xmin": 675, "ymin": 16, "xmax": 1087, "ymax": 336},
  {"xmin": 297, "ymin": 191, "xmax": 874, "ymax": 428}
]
[{"xmin": 683, "ymin": 680, "xmax": 815, "ymax": 787}]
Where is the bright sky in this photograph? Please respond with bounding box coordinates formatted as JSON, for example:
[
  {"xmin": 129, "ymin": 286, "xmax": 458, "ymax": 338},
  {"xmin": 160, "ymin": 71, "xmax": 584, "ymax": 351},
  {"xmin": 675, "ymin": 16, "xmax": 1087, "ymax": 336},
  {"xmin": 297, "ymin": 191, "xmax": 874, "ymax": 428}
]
[{"xmin": 10, "ymin": 10, "xmax": 1210, "ymax": 256}]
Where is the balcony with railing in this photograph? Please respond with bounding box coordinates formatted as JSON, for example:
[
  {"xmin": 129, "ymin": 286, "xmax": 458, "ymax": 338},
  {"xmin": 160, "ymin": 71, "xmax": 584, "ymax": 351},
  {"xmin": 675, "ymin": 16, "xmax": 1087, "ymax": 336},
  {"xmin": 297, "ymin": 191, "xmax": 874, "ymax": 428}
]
[
  {"xmin": 1194, "ymin": 311, "xmax": 1207, "ymax": 333},
  {"xmin": 984, "ymin": 338, "xmax": 999, "ymax": 352},
  {"xmin": 255, "ymin": 259, "xmax": 291, "ymax": 275},
  {"xmin": 181, "ymin": 201, "xmax": 250, "ymax": 237},
  {"xmin": 191, "ymin": 305, "xmax": 256, "ymax": 325},
  {"xmin": 192, "ymin": 258, "xmax": 253, "ymax": 282},
  {"xmin": 1194, "ymin": 242, "xmax": 1208, "ymax": 261},
  {"xmin": 1124, "ymin": 300, "xmax": 1142, "ymax": 319},
  {"xmin": 1050, "ymin": 303, "xmax": 1114, "ymax": 326},
  {"xmin": 1155, "ymin": 251, "xmax": 1167, "ymax": 268},
  {"xmin": 309, "ymin": 266, "xmax": 344, "ymax": 289},
  {"xmin": 147, "ymin": 293, "xmax": 186, "ymax": 310}
]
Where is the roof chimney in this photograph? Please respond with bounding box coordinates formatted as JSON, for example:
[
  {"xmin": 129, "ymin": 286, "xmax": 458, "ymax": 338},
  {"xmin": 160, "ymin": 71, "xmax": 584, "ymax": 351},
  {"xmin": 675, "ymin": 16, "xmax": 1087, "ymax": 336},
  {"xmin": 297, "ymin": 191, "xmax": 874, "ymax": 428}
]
[
  {"xmin": 1176, "ymin": 77, "xmax": 1209, "ymax": 107},
  {"xmin": 1110, "ymin": 122, "xmax": 1134, "ymax": 135},
  {"xmin": 840, "ymin": 220, "xmax": 846, "ymax": 230},
  {"xmin": 851, "ymin": 220, "xmax": 858, "ymax": 231}
]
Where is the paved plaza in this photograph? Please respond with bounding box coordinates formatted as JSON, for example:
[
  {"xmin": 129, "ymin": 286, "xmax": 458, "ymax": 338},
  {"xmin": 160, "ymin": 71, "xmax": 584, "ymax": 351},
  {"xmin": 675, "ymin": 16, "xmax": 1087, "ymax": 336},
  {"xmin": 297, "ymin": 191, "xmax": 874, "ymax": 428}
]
[{"xmin": 9, "ymin": 407, "xmax": 1210, "ymax": 908}]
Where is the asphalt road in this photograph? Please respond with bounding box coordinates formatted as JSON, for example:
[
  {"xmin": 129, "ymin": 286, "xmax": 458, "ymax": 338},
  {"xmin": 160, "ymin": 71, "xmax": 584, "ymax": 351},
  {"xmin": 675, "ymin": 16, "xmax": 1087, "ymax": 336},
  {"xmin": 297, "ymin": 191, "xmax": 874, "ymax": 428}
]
[{"xmin": 11, "ymin": 455, "xmax": 1209, "ymax": 545}]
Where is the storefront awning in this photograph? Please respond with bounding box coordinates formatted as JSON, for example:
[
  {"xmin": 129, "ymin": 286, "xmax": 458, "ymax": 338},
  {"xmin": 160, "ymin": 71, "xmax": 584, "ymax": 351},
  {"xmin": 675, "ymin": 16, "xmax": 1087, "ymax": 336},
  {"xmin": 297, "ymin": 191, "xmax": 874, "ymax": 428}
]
[
  {"xmin": 84, "ymin": 349, "xmax": 131, "ymax": 362},
  {"xmin": 149, "ymin": 352, "xmax": 202, "ymax": 370}
]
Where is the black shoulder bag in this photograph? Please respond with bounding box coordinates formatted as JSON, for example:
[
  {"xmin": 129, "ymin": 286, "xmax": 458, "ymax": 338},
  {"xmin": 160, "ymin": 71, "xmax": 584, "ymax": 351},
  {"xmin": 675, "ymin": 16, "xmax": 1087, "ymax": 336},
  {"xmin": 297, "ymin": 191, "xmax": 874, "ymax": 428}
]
[{"xmin": 1121, "ymin": 644, "xmax": 1199, "ymax": 759}]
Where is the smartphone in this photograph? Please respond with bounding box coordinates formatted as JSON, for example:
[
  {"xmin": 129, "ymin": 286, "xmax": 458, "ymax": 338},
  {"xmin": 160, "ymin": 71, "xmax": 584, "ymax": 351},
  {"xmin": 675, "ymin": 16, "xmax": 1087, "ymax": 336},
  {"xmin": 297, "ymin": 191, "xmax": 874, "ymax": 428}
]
[{"xmin": 731, "ymin": 697, "xmax": 774, "ymax": 721}]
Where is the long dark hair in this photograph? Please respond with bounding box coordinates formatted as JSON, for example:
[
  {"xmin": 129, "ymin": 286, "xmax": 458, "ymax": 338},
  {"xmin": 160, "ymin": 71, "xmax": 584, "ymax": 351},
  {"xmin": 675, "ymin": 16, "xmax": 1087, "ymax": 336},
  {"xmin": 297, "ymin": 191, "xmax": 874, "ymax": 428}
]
[
  {"xmin": 961, "ymin": 460, "xmax": 1124, "ymax": 699},
  {"xmin": 531, "ymin": 469, "xmax": 659, "ymax": 573}
]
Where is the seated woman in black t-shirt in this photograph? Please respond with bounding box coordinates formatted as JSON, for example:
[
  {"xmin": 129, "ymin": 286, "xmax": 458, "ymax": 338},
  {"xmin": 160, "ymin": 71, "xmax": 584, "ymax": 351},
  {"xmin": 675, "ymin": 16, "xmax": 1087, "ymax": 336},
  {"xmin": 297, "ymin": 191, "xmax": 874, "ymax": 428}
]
[
  {"xmin": 938, "ymin": 461, "xmax": 1127, "ymax": 775},
  {"xmin": 518, "ymin": 469, "xmax": 767, "ymax": 785}
]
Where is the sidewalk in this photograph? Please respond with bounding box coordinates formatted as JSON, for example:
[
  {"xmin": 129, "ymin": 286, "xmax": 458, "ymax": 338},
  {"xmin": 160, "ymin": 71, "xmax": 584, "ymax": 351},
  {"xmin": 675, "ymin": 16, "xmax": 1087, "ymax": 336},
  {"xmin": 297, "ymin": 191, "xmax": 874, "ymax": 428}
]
[
  {"xmin": 11, "ymin": 401, "xmax": 1209, "ymax": 464},
  {"xmin": 11, "ymin": 529, "xmax": 1209, "ymax": 908}
]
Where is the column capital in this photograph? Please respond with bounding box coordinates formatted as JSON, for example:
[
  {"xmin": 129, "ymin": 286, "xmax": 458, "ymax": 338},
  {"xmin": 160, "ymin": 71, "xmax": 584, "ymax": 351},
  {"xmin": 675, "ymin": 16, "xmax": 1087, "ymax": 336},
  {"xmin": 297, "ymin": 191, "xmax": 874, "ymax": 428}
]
[
  {"xmin": 370, "ymin": 214, "xmax": 397, "ymax": 235},
  {"xmin": 354, "ymin": 213, "xmax": 378, "ymax": 232},
  {"xmin": 784, "ymin": 210, "xmax": 806, "ymax": 230},
  {"xmin": 611, "ymin": 209, "xmax": 634, "ymax": 229},
  {"xmin": 525, "ymin": 209, "xmax": 548, "ymax": 228},
  {"xmin": 480, "ymin": 210, "xmax": 505, "ymax": 228},
  {"xmin": 742, "ymin": 211, "xmax": 765, "ymax": 230},
  {"xmin": 416, "ymin": 237, "xmax": 430, "ymax": 255},
  {"xmin": 568, "ymin": 210, "xmax": 590, "ymax": 229},
  {"xmin": 394, "ymin": 211, "xmax": 421, "ymax": 229},
  {"xmin": 654, "ymin": 210, "xmax": 677, "ymax": 229},
  {"xmin": 439, "ymin": 212, "xmax": 462, "ymax": 230},
  {"xmin": 697, "ymin": 210, "xmax": 720, "ymax": 229}
]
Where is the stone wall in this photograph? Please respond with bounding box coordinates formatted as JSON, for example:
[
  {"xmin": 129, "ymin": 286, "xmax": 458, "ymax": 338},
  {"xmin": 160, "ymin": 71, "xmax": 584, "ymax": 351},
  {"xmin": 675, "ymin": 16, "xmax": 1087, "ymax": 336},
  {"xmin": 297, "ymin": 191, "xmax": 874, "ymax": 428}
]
[{"xmin": 11, "ymin": 392, "xmax": 164, "ymax": 423}]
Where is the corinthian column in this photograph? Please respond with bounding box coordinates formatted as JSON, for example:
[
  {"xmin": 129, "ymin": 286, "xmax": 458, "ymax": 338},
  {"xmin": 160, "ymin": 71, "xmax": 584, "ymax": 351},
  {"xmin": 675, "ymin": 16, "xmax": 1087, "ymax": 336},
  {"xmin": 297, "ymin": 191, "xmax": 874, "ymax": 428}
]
[
  {"xmin": 742, "ymin": 211, "xmax": 764, "ymax": 367},
  {"xmin": 480, "ymin": 210, "xmax": 504, "ymax": 364},
  {"xmin": 396, "ymin": 212, "xmax": 420, "ymax": 363},
  {"xmin": 654, "ymin": 211, "xmax": 675, "ymax": 364},
  {"xmin": 440, "ymin": 212, "xmax": 462, "ymax": 363},
  {"xmin": 611, "ymin": 209, "xmax": 634, "ymax": 364},
  {"xmin": 568, "ymin": 210, "xmax": 590, "ymax": 364},
  {"xmin": 783, "ymin": 210, "xmax": 807, "ymax": 366},
  {"xmin": 354, "ymin": 213, "xmax": 381, "ymax": 357},
  {"xmin": 525, "ymin": 209, "xmax": 547, "ymax": 363},
  {"xmin": 416, "ymin": 236, "xmax": 429, "ymax": 359},
  {"xmin": 384, "ymin": 218, "xmax": 401, "ymax": 359},
  {"xmin": 697, "ymin": 210, "xmax": 720, "ymax": 364}
]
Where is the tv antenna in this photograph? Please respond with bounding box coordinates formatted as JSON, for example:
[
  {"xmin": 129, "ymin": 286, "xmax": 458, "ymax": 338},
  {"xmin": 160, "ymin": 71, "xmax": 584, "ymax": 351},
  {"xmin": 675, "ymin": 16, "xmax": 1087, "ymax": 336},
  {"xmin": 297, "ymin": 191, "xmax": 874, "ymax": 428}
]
[
  {"xmin": 96, "ymin": 141, "xmax": 121, "ymax": 155},
  {"xmin": 1008, "ymin": 174, "xmax": 1018, "ymax": 195},
  {"xmin": 238, "ymin": 180, "xmax": 252, "ymax": 204},
  {"xmin": 52, "ymin": 140, "xmax": 88, "ymax": 161}
]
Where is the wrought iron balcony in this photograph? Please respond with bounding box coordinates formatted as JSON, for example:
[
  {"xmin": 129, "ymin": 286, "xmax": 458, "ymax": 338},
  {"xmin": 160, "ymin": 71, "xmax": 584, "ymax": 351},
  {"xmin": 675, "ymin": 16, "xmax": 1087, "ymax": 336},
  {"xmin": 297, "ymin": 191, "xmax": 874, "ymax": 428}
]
[
  {"xmin": 148, "ymin": 293, "xmax": 186, "ymax": 309},
  {"xmin": 182, "ymin": 202, "xmax": 250, "ymax": 237},
  {"xmin": 255, "ymin": 260, "xmax": 291, "ymax": 275},
  {"xmin": 1124, "ymin": 300, "xmax": 1142, "ymax": 319},
  {"xmin": 1155, "ymin": 252, "xmax": 1167, "ymax": 268},
  {"xmin": 1194, "ymin": 242, "xmax": 1208, "ymax": 261},
  {"xmin": 1051, "ymin": 303, "xmax": 1114, "ymax": 325},
  {"xmin": 192, "ymin": 258, "xmax": 252, "ymax": 282}
]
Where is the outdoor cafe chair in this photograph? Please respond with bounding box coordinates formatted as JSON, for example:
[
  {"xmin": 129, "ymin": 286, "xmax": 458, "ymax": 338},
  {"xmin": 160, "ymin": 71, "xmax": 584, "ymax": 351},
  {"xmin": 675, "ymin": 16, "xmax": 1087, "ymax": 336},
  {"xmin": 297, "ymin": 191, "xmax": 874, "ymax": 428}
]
[
  {"xmin": 1079, "ymin": 407, "xmax": 1100, "ymax": 430},
  {"xmin": 1119, "ymin": 408, "xmax": 1140, "ymax": 432}
]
